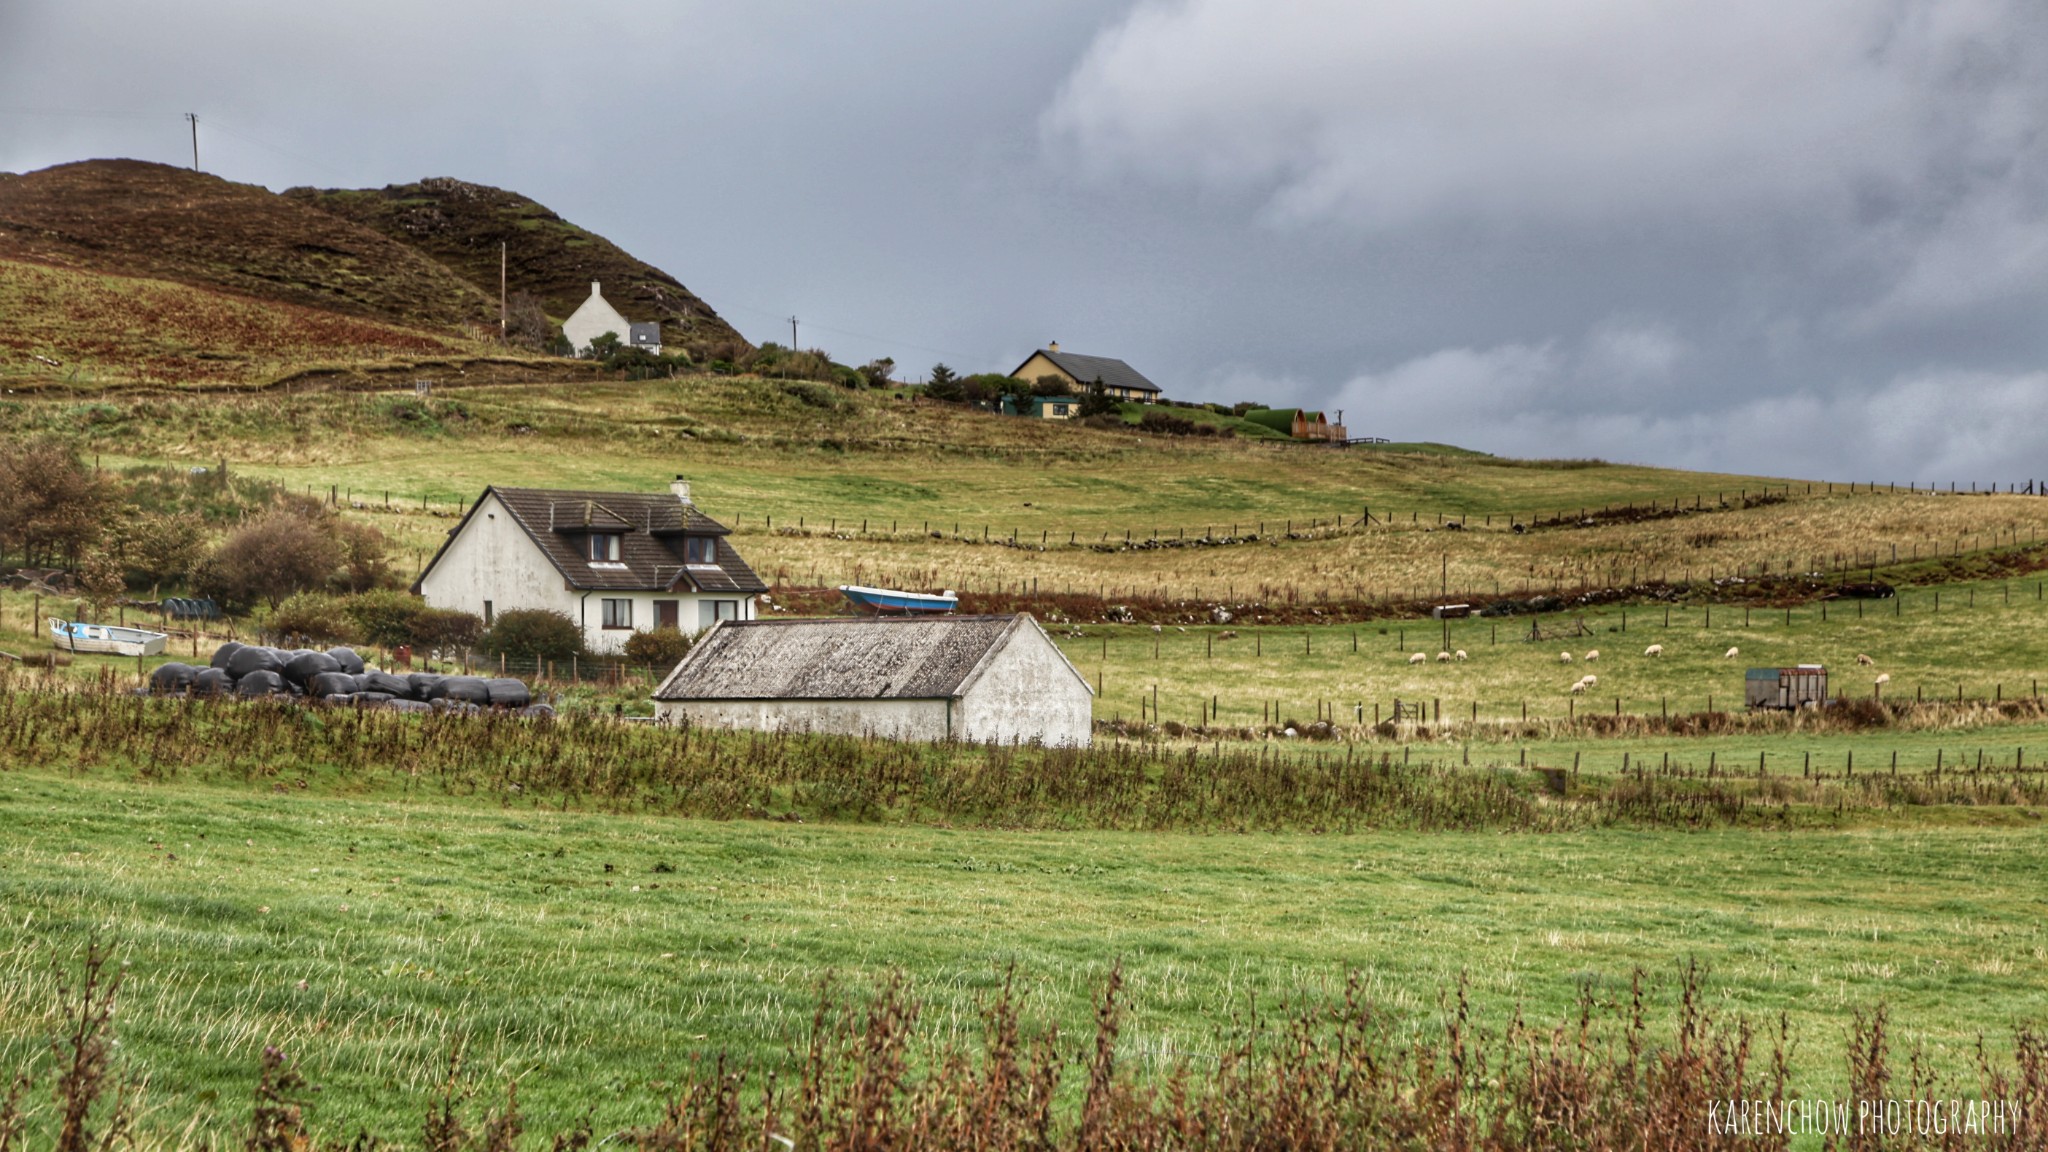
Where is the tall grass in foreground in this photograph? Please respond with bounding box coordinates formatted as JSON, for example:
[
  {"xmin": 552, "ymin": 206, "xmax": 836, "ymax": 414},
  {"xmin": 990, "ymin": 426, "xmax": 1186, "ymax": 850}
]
[
  {"xmin": 7, "ymin": 943, "xmax": 2047, "ymax": 1151},
  {"xmin": 7, "ymin": 673, "xmax": 2048, "ymax": 830}
]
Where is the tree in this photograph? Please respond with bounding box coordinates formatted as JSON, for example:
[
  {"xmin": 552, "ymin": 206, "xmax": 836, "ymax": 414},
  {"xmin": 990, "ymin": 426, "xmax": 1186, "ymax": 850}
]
[
  {"xmin": 195, "ymin": 510, "xmax": 344, "ymax": 612},
  {"xmin": 76, "ymin": 550, "xmax": 126, "ymax": 614},
  {"xmin": 1078, "ymin": 381, "xmax": 1121, "ymax": 419},
  {"xmin": 856, "ymin": 358, "xmax": 896, "ymax": 389},
  {"xmin": 477, "ymin": 608, "xmax": 584, "ymax": 662},
  {"xmin": 411, "ymin": 607, "xmax": 484, "ymax": 661},
  {"xmin": 331, "ymin": 519, "xmax": 396, "ymax": 593},
  {"xmin": 623, "ymin": 626, "xmax": 692, "ymax": 668},
  {"xmin": 926, "ymin": 363, "xmax": 957, "ymax": 393},
  {"xmin": 115, "ymin": 511, "xmax": 207, "ymax": 590},
  {"xmin": 585, "ymin": 331, "xmax": 623, "ymax": 360},
  {"xmin": 0, "ymin": 440, "xmax": 113, "ymax": 569}
]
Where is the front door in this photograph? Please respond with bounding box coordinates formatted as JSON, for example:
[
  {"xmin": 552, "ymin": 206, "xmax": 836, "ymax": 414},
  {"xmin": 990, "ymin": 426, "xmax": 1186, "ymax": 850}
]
[{"xmin": 655, "ymin": 599, "xmax": 679, "ymax": 630}]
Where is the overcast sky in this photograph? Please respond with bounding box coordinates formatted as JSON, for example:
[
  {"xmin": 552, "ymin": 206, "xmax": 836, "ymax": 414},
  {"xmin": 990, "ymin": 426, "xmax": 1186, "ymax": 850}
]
[{"xmin": 4, "ymin": 0, "xmax": 2045, "ymax": 480}]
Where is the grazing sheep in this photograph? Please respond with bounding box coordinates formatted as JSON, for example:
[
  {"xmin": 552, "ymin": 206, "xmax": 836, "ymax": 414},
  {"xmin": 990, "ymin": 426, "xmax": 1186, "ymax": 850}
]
[
  {"xmin": 1409, "ymin": 652, "xmax": 1428, "ymax": 665},
  {"xmin": 1644, "ymin": 644, "xmax": 1664, "ymax": 657},
  {"xmin": 1151, "ymin": 624, "xmax": 1162, "ymax": 633},
  {"xmin": 1437, "ymin": 651, "xmax": 1452, "ymax": 663},
  {"xmin": 1569, "ymin": 680, "xmax": 1589, "ymax": 694},
  {"xmin": 1724, "ymin": 646, "xmax": 1740, "ymax": 659},
  {"xmin": 1584, "ymin": 650, "xmax": 1600, "ymax": 662},
  {"xmin": 1454, "ymin": 650, "xmax": 1468, "ymax": 661},
  {"xmin": 1856, "ymin": 654, "xmax": 1875, "ymax": 666},
  {"xmin": 1874, "ymin": 673, "xmax": 1891, "ymax": 685},
  {"xmin": 1582, "ymin": 674, "xmax": 1598, "ymax": 687},
  {"xmin": 1559, "ymin": 651, "xmax": 1574, "ymax": 664}
]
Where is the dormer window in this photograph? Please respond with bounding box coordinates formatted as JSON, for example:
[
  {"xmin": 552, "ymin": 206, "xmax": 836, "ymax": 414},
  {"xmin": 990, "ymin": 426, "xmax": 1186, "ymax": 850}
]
[
  {"xmin": 684, "ymin": 536, "xmax": 717, "ymax": 565},
  {"xmin": 588, "ymin": 533, "xmax": 623, "ymax": 562}
]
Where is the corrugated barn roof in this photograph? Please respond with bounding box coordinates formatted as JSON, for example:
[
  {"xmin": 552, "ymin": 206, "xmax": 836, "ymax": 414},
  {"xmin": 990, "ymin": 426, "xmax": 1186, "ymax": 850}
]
[{"xmin": 653, "ymin": 615, "xmax": 1033, "ymax": 701}]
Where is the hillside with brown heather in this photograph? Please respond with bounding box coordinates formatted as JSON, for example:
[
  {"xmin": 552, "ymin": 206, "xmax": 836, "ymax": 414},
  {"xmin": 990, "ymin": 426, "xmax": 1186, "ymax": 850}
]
[
  {"xmin": 285, "ymin": 177, "xmax": 753, "ymax": 360},
  {"xmin": 0, "ymin": 160, "xmax": 497, "ymax": 333}
]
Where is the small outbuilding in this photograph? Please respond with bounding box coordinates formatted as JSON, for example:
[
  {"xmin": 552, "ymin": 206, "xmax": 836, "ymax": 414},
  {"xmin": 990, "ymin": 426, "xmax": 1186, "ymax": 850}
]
[
  {"xmin": 1745, "ymin": 665, "xmax": 1829, "ymax": 710},
  {"xmin": 651, "ymin": 614, "xmax": 1094, "ymax": 746}
]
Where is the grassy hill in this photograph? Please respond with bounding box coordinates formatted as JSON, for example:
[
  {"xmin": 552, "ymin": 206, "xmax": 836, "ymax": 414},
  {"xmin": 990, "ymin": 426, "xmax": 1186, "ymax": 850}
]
[{"xmin": 286, "ymin": 178, "xmax": 751, "ymax": 362}]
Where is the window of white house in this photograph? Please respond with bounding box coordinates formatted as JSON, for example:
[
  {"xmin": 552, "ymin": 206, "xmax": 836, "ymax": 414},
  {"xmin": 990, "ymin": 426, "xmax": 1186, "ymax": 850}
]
[
  {"xmin": 602, "ymin": 598, "xmax": 633, "ymax": 629},
  {"xmin": 684, "ymin": 536, "xmax": 717, "ymax": 564},
  {"xmin": 588, "ymin": 533, "xmax": 622, "ymax": 562},
  {"xmin": 698, "ymin": 599, "xmax": 741, "ymax": 629}
]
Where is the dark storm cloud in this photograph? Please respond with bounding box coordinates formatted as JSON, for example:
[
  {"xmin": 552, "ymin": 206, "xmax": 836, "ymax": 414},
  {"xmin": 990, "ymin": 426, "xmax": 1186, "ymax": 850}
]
[{"xmin": 4, "ymin": 1, "xmax": 2044, "ymax": 479}]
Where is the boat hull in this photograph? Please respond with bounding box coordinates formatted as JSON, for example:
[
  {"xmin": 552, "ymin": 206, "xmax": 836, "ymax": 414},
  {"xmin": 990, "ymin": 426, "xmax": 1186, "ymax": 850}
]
[
  {"xmin": 49, "ymin": 619, "xmax": 169, "ymax": 657},
  {"xmin": 837, "ymin": 585, "xmax": 959, "ymax": 614}
]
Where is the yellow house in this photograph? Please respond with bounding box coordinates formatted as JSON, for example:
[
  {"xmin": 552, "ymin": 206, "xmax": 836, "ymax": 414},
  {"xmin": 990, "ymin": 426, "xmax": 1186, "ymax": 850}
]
[{"xmin": 1008, "ymin": 342, "xmax": 1163, "ymax": 402}]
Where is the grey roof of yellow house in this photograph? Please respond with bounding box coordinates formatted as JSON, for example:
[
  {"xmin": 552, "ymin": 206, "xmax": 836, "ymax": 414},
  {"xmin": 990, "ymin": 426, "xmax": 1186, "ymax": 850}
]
[
  {"xmin": 413, "ymin": 485, "xmax": 767, "ymax": 594},
  {"xmin": 653, "ymin": 614, "xmax": 1084, "ymax": 701},
  {"xmin": 1012, "ymin": 348, "xmax": 1162, "ymax": 396}
]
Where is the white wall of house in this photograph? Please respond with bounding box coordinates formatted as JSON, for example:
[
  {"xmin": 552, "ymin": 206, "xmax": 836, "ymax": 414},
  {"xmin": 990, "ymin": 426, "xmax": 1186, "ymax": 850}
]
[
  {"xmin": 955, "ymin": 623, "xmax": 1094, "ymax": 746},
  {"xmin": 562, "ymin": 282, "xmax": 632, "ymax": 355},
  {"xmin": 417, "ymin": 493, "xmax": 754, "ymax": 655},
  {"xmin": 654, "ymin": 697, "xmax": 947, "ymax": 740}
]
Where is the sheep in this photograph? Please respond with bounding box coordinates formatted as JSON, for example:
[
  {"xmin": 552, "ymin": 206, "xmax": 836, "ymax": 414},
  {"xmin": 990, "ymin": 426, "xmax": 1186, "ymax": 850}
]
[
  {"xmin": 1437, "ymin": 651, "xmax": 1452, "ymax": 663},
  {"xmin": 1584, "ymin": 650, "xmax": 1600, "ymax": 662},
  {"xmin": 1454, "ymin": 650, "xmax": 1468, "ymax": 661},
  {"xmin": 1856, "ymin": 653, "xmax": 1875, "ymax": 666},
  {"xmin": 1151, "ymin": 624, "xmax": 1162, "ymax": 633},
  {"xmin": 1644, "ymin": 644, "xmax": 1664, "ymax": 657},
  {"xmin": 1569, "ymin": 680, "xmax": 1589, "ymax": 694},
  {"xmin": 1874, "ymin": 672, "xmax": 1891, "ymax": 685},
  {"xmin": 1724, "ymin": 647, "xmax": 1740, "ymax": 659},
  {"xmin": 1581, "ymin": 674, "xmax": 1598, "ymax": 687},
  {"xmin": 1409, "ymin": 652, "xmax": 1427, "ymax": 665},
  {"xmin": 1559, "ymin": 651, "xmax": 1574, "ymax": 664}
]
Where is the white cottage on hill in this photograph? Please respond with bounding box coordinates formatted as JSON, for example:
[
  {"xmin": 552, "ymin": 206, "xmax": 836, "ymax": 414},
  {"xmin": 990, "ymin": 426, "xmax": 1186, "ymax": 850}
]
[
  {"xmin": 562, "ymin": 281, "xmax": 661, "ymax": 355},
  {"xmin": 413, "ymin": 478, "xmax": 765, "ymax": 654},
  {"xmin": 652, "ymin": 614, "xmax": 1094, "ymax": 746}
]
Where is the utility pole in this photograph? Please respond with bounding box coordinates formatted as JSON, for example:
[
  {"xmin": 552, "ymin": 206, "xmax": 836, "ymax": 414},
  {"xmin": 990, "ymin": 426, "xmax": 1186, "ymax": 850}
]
[
  {"xmin": 499, "ymin": 241, "xmax": 507, "ymax": 339},
  {"xmin": 789, "ymin": 315, "xmax": 799, "ymax": 350},
  {"xmin": 185, "ymin": 113, "xmax": 199, "ymax": 171}
]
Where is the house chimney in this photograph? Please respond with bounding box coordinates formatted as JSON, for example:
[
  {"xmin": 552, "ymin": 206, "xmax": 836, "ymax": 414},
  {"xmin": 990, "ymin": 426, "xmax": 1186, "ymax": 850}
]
[
  {"xmin": 1048, "ymin": 341, "xmax": 1060, "ymax": 352},
  {"xmin": 670, "ymin": 475, "xmax": 692, "ymax": 506},
  {"xmin": 591, "ymin": 281, "xmax": 602, "ymax": 297}
]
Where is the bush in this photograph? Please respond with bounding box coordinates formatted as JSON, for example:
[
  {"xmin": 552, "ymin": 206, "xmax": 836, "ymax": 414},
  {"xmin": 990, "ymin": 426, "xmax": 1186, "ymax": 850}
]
[
  {"xmin": 268, "ymin": 592, "xmax": 359, "ymax": 646},
  {"xmin": 411, "ymin": 607, "xmax": 485, "ymax": 660},
  {"xmin": 478, "ymin": 608, "xmax": 584, "ymax": 662},
  {"xmin": 1077, "ymin": 384, "xmax": 1120, "ymax": 419},
  {"xmin": 623, "ymin": 627, "xmax": 692, "ymax": 668},
  {"xmin": 196, "ymin": 509, "xmax": 344, "ymax": 612},
  {"xmin": 331, "ymin": 519, "xmax": 397, "ymax": 593},
  {"xmin": 342, "ymin": 590, "xmax": 426, "ymax": 649}
]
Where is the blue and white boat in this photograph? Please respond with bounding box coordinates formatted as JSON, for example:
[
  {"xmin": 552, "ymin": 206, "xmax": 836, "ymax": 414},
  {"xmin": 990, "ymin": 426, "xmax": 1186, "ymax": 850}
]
[
  {"xmin": 837, "ymin": 585, "xmax": 959, "ymax": 614},
  {"xmin": 49, "ymin": 618, "xmax": 169, "ymax": 657}
]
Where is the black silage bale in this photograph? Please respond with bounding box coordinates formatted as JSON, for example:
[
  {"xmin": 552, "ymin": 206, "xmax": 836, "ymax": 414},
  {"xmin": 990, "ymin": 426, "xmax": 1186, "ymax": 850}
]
[
  {"xmin": 363, "ymin": 671, "xmax": 413, "ymax": 698},
  {"xmin": 235, "ymin": 669, "xmax": 286, "ymax": 697},
  {"xmin": 352, "ymin": 692, "xmax": 395, "ymax": 707},
  {"xmin": 407, "ymin": 673, "xmax": 445, "ymax": 697},
  {"xmin": 209, "ymin": 641, "xmax": 244, "ymax": 670},
  {"xmin": 325, "ymin": 647, "xmax": 366, "ymax": 675},
  {"xmin": 484, "ymin": 678, "xmax": 531, "ymax": 708},
  {"xmin": 307, "ymin": 671, "xmax": 361, "ymax": 700},
  {"xmin": 434, "ymin": 677, "xmax": 491, "ymax": 705},
  {"xmin": 284, "ymin": 651, "xmax": 341, "ymax": 687},
  {"xmin": 191, "ymin": 667, "xmax": 234, "ymax": 696},
  {"xmin": 226, "ymin": 646, "xmax": 287, "ymax": 679},
  {"xmin": 148, "ymin": 662, "xmax": 198, "ymax": 695},
  {"xmin": 381, "ymin": 699, "xmax": 433, "ymax": 713}
]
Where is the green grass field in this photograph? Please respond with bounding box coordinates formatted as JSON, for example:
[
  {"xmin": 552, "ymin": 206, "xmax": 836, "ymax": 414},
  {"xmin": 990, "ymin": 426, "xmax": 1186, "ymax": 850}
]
[{"xmin": 4, "ymin": 766, "xmax": 2046, "ymax": 1143}]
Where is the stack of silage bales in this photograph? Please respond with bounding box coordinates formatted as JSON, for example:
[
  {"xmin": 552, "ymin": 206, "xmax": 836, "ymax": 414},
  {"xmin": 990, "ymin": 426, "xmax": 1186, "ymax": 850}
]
[{"xmin": 144, "ymin": 642, "xmax": 552, "ymax": 717}]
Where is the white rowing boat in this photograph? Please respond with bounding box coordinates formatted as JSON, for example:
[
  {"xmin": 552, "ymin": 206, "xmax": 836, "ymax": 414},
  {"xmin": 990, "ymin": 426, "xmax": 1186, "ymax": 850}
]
[{"xmin": 49, "ymin": 618, "xmax": 169, "ymax": 657}]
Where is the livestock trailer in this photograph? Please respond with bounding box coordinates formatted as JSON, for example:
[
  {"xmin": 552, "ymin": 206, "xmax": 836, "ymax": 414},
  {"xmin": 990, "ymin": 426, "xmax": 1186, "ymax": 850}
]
[{"xmin": 1745, "ymin": 665, "xmax": 1829, "ymax": 710}]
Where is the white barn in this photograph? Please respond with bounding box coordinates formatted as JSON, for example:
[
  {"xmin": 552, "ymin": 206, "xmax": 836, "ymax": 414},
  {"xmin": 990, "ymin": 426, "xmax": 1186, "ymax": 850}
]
[
  {"xmin": 651, "ymin": 614, "xmax": 1095, "ymax": 747},
  {"xmin": 413, "ymin": 478, "xmax": 766, "ymax": 654},
  {"xmin": 561, "ymin": 281, "xmax": 660, "ymax": 355}
]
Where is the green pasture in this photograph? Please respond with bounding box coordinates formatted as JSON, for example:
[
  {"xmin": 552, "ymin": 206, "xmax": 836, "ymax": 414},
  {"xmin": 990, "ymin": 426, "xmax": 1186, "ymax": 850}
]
[{"xmin": 2, "ymin": 768, "xmax": 2046, "ymax": 1144}]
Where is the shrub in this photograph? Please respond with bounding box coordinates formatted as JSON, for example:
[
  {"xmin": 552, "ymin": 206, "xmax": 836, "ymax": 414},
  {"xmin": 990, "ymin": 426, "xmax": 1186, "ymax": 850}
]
[
  {"xmin": 0, "ymin": 439, "xmax": 114, "ymax": 568},
  {"xmin": 343, "ymin": 589, "xmax": 426, "ymax": 649},
  {"xmin": 196, "ymin": 509, "xmax": 344, "ymax": 612},
  {"xmin": 268, "ymin": 592, "xmax": 359, "ymax": 646},
  {"xmin": 623, "ymin": 627, "xmax": 692, "ymax": 668},
  {"xmin": 114, "ymin": 510, "xmax": 207, "ymax": 589},
  {"xmin": 411, "ymin": 607, "xmax": 485, "ymax": 660},
  {"xmin": 856, "ymin": 358, "xmax": 895, "ymax": 389},
  {"xmin": 331, "ymin": 519, "xmax": 397, "ymax": 593},
  {"xmin": 1077, "ymin": 384, "xmax": 1120, "ymax": 419},
  {"xmin": 478, "ymin": 608, "xmax": 583, "ymax": 662}
]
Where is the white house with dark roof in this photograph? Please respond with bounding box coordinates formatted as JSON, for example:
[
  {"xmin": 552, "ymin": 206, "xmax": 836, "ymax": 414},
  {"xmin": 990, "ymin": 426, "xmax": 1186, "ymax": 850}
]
[
  {"xmin": 412, "ymin": 477, "xmax": 765, "ymax": 653},
  {"xmin": 562, "ymin": 281, "xmax": 661, "ymax": 355},
  {"xmin": 1008, "ymin": 342, "xmax": 1162, "ymax": 402},
  {"xmin": 652, "ymin": 614, "xmax": 1094, "ymax": 746}
]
